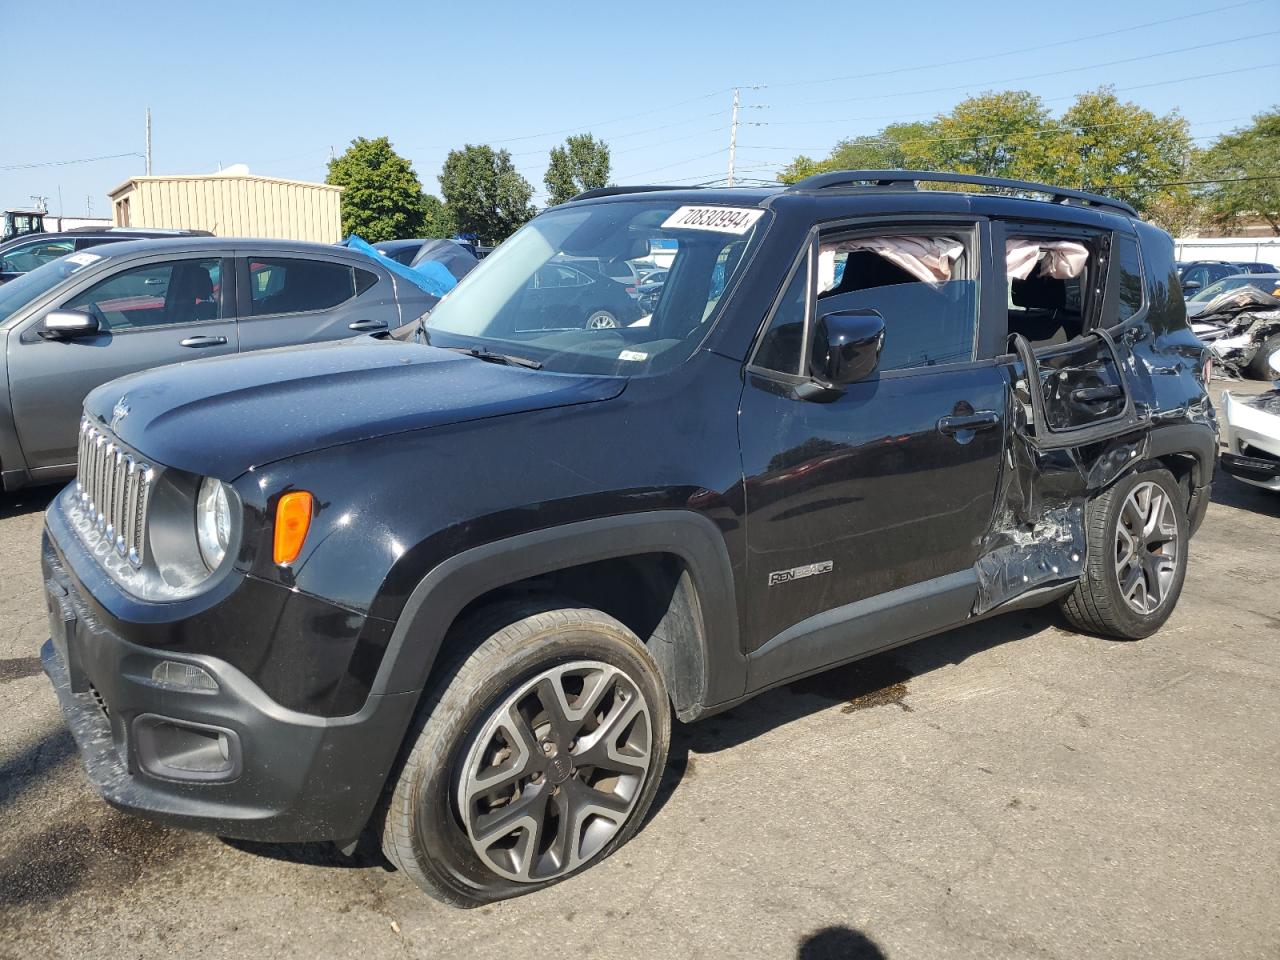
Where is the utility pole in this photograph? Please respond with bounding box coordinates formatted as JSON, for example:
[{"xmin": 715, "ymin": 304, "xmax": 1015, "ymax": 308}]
[
  {"xmin": 727, "ymin": 88, "xmax": 740, "ymax": 187},
  {"xmin": 145, "ymin": 107, "xmax": 152, "ymax": 175}
]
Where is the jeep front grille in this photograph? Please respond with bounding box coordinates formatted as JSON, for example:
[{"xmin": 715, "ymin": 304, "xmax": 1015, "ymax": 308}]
[{"xmin": 76, "ymin": 418, "xmax": 153, "ymax": 567}]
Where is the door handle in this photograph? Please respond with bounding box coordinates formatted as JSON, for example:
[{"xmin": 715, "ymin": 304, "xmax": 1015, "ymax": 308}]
[
  {"xmin": 179, "ymin": 335, "xmax": 228, "ymax": 348},
  {"xmin": 937, "ymin": 411, "xmax": 1001, "ymax": 435},
  {"xmin": 1070, "ymin": 384, "xmax": 1123, "ymax": 403},
  {"xmin": 348, "ymin": 319, "xmax": 388, "ymax": 332}
]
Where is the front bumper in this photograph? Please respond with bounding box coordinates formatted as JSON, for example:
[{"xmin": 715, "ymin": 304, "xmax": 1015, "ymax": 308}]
[
  {"xmin": 1221, "ymin": 390, "xmax": 1280, "ymax": 492},
  {"xmin": 41, "ymin": 526, "xmax": 419, "ymax": 843}
]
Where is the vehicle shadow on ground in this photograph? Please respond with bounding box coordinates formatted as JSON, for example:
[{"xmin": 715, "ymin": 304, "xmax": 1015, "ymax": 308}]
[
  {"xmin": 797, "ymin": 925, "xmax": 887, "ymax": 959},
  {"xmin": 648, "ymin": 606, "xmax": 1063, "ymax": 823},
  {"xmin": 0, "ymin": 484, "xmax": 59, "ymax": 520},
  {"xmin": 1210, "ymin": 474, "xmax": 1280, "ymax": 516}
]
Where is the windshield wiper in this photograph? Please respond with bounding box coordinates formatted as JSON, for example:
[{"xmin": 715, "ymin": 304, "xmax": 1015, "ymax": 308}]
[{"xmin": 445, "ymin": 346, "xmax": 543, "ymax": 370}]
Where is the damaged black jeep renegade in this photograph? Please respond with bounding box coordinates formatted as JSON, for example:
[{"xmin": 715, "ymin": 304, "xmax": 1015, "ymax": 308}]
[{"xmin": 42, "ymin": 171, "xmax": 1216, "ymax": 905}]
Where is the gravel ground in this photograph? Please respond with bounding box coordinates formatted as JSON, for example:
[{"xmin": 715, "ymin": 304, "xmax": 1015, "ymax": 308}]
[{"xmin": 0, "ymin": 381, "xmax": 1277, "ymax": 960}]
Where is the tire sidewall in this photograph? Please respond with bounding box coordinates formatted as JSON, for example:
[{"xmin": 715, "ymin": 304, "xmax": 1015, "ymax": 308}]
[
  {"xmin": 1092, "ymin": 469, "xmax": 1189, "ymax": 638},
  {"xmin": 403, "ymin": 616, "xmax": 670, "ymax": 904}
]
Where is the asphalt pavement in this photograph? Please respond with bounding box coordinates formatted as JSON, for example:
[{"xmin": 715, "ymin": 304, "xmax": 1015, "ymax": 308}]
[{"xmin": 1, "ymin": 381, "xmax": 1277, "ymax": 960}]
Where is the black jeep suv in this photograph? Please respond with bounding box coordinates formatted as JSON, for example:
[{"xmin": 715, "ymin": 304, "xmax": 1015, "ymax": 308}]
[{"xmin": 41, "ymin": 171, "xmax": 1216, "ymax": 906}]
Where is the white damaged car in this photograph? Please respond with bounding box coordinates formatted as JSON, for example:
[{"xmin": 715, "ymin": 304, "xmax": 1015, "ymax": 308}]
[{"xmin": 1221, "ymin": 348, "xmax": 1280, "ymax": 491}]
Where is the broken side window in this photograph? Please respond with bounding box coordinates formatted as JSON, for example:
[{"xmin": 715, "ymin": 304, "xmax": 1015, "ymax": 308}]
[
  {"xmin": 1005, "ymin": 236, "xmax": 1096, "ymax": 347},
  {"xmin": 815, "ymin": 231, "xmax": 977, "ymax": 371}
]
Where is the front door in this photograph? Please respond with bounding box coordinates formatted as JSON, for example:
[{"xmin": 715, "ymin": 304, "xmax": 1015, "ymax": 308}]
[
  {"xmin": 739, "ymin": 221, "xmax": 1007, "ymax": 676},
  {"xmin": 9, "ymin": 255, "xmax": 237, "ymax": 471}
]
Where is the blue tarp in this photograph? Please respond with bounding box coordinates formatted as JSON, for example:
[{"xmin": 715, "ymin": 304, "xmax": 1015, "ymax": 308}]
[{"xmin": 343, "ymin": 234, "xmax": 458, "ymax": 298}]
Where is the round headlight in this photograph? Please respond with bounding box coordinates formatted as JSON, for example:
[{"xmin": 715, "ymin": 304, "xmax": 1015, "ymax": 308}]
[{"xmin": 195, "ymin": 477, "xmax": 232, "ymax": 570}]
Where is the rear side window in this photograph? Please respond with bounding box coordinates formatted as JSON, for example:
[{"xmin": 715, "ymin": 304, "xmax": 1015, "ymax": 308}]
[
  {"xmin": 355, "ymin": 268, "xmax": 379, "ymax": 295},
  {"xmin": 247, "ymin": 258, "xmax": 356, "ymax": 316},
  {"xmin": 1106, "ymin": 234, "xmax": 1144, "ymax": 325}
]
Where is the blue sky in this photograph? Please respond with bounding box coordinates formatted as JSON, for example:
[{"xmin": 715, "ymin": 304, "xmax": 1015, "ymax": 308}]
[{"xmin": 3, "ymin": 0, "xmax": 1277, "ymax": 216}]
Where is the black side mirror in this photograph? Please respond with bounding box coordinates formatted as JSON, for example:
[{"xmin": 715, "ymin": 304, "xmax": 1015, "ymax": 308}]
[
  {"xmin": 811, "ymin": 309, "xmax": 885, "ymax": 386},
  {"xmin": 39, "ymin": 309, "xmax": 100, "ymax": 340}
]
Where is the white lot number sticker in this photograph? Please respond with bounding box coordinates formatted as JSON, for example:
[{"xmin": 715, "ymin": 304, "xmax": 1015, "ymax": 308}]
[
  {"xmin": 661, "ymin": 205, "xmax": 764, "ymax": 235},
  {"xmin": 65, "ymin": 252, "xmax": 102, "ymax": 267}
]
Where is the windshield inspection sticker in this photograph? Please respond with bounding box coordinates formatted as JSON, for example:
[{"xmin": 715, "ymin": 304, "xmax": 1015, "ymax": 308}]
[
  {"xmin": 662, "ymin": 205, "xmax": 764, "ymax": 235},
  {"xmin": 618, "ymin": 350, "xmax": 649, "ymax": 362},
  {"xmin": 65, "ymin": 252, "xmax": 102, "ymax": 267}
]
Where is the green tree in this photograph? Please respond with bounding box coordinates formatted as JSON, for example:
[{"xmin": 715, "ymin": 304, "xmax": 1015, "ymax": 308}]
[
  {"xmin": 927, "ymin": 90, "xmax": 1053, "ymax": 180},
  {"xmin": 326, "ymin": 136, "xmax": 428, "ymax": 242},
  {"xmin": 774, "ymin": 88, "xmax": 1194, "ymax": 216},
  {"xmin": 544, "ymin": 134, "xmax": 611, "ymax": 205},
  {"xmin": 1046, "ymin": 88, "xmax": 1192, "ymax": 214},
  {"xmin": 777, "ymin": 122, "xmax": 937, "ymax": 184},
  {"xmin": 1198, "ymin": 109, "xmax": 1280, "ymax": 235},
  {"xmin": 440, "ymin": 144, "xmax": 537, "ymax": 245},
  {"xmin": 421, "ymin": 194, "xmax": 456, "ymax": 238}
]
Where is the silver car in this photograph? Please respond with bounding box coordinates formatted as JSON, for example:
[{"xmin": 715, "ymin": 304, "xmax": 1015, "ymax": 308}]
[{"xmin": 0, "ymin": 237, "xmax": 434, "ymax": 490}]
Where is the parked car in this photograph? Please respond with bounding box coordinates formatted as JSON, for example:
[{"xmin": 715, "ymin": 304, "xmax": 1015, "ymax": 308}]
[
  {"xmin": 372, "ymin": 238, "xmax": 433, "ymax": 265},
  {"xmin": 1190, "ymin": 283, "xmax": 1280, "ymax": 380},
  {"xmin": 1185, "ymin": 273, "xmax": 1280, "ymax": 319},
  {"xmin": 520, "ymin": 257, "xmax": 644, "ymax": 328},
  {"xmin": 0, "ymin": 228, "xmax": 213, "ymax": 284},
  {"xmin": 1220, "ymin": 350, "xmax": 1280, "ymax": 491},
  {"xmin": 0, "ymin": 237, "xmax": 435, "ymax": 490},
  {"xmin": 1179, "ymin": 260, "xmax": 1248, "ymax": 297},
  {"xmin": 1233, "ymin": 261, "xmax": 1279, "ymax": 274},
  {"xmin": 41, "ymin": 171, "xmax": 1215, "ymax": 908}
]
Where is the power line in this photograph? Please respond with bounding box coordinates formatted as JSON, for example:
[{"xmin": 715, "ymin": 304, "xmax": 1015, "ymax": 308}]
[
  {"xmin": 770, "ymin": 0, "xmax": 1268, "ymax": 90},
  {"xmin": 0, "ymin": 151, "xmax": 142, "ymax": 172},
  {"xmin": 765, "ymin": 64, "xmax": 1278, "ymax": 127},
  {"xmin": 782, "ymin": 32, "xmax": 1280, "ymax": 109}
]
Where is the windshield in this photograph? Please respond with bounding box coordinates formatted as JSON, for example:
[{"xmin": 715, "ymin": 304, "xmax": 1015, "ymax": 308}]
[
  {"xmin": 424, "ymin": 200, "xmax": 768, "ymax": 376},
  {"xmin": 0, "ymin": 252, "xmax": 100, "ymax": 325},
  {"xmin": 1190, "ymin": 275, "xmax": 1280, "ymax": 302}
]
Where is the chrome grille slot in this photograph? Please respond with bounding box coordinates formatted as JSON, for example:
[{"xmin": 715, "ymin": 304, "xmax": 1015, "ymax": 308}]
[{"xmin": 76, "ymin": 418, "xmax": 152, "ymax": 567}]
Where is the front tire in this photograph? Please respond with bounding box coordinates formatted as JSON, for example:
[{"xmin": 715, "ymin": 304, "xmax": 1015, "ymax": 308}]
[
  {"xmin": 1060, "ymin": 468, "xmax": 1188, "ymax": 639},
  {"xmin": 380, "ymin": 600, "xmax": 671, "ymax": 906}
]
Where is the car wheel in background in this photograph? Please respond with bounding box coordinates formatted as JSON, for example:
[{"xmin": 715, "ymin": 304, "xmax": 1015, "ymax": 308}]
[{"xmin": 585, "ymin": 310, "xmax": 620, "ymax": 329}]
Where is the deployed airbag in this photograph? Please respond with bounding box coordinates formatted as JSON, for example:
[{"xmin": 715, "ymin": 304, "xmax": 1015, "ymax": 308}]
[{"xmin": 818, "ymin": 236, "xmax": 964, "ymax": 292}]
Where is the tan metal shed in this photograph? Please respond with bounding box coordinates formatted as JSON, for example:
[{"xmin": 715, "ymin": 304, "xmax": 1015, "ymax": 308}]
[{"xmin": 107, "ymin": 173, "xmax": 343, "ymax": 242}]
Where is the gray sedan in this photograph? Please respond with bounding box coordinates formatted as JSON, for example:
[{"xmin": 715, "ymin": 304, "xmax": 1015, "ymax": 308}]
[{"xmin": 0, "ymin": 237, "xmax": 435, "ymax": 490}]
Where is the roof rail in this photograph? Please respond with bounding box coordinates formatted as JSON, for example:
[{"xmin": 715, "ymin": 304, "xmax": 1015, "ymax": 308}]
[
  {"xmin": 784, "ymin": 169, "xmax": 1138, "ymax": 218},
  {"xmin": 569, "ymin": 185, "xmax": 686, "ymax": 202}
]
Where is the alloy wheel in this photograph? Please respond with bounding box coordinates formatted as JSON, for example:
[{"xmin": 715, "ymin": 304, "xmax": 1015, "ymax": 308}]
[
  {"xmin": 456, "ymin": 660, "xmax": 652, "ymax": 883},
  {"xmin": 586, "ymin": 311, "xmax": 619, "ymax": 329},
  {"xmin": 1114, "ymin": 480, "xmax": 1180, "ymax": 615}
]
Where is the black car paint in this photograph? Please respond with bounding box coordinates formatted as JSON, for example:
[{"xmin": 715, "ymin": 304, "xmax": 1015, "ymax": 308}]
[{"xmin": 42, "ymin": 184, "xmax": 1216, "ymax": 845}]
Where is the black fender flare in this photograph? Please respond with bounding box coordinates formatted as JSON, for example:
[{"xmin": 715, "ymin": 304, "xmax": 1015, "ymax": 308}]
[
  {"xmin": 367, "ymin": 510, "xmax": 745, "ymax": 718},
  {"xmin": 1142, "ymin": 420, "xmax": 1218, "ymax": 535}
]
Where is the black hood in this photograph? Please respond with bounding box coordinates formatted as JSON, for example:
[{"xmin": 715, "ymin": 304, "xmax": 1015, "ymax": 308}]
[{"xmin": 84, "ymin": 338, "xmax": 625, "ymax": 479}]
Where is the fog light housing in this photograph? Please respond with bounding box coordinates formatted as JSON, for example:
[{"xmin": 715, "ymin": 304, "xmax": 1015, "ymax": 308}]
[{"xmin": 132, "ymin": 714, "xmax": 241, "ymax": 782}]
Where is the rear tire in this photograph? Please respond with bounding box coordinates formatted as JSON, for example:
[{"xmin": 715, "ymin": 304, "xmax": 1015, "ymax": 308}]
[
  {"xmin": 1060, "ymin": 468, "xmax": 1188, "ymax": 640},
  {"xmin": 1245, "ymin": 332, "xmax": 1280, "ymax": 380},
  {"xmin": 380, "ymin": 599, "xmax": 671, "ymax": 906}
]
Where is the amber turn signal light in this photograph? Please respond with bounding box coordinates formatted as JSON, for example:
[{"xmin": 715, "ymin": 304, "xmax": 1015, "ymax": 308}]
[{"xmin": 273, "ymin": 491, "xmax": 313, "ymax": 565}]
